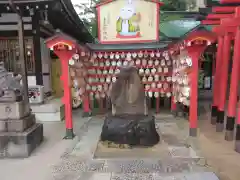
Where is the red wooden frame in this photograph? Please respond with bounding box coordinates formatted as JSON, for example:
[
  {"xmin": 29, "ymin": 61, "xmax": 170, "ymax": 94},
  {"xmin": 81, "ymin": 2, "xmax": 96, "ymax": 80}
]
[
  {"xmin": 212, "ymin": 6, "xmax": 236, "ymax": 13},
  {"xmin": 185, "ymin": 31, "xmax": 217, "ymax": 44},
  {"xmin": 221, "ymin": 17, "xmax": 240, "ymax": 26},
  {"xmin": 220, "ymin": 0, "xmax": 240, "ymax": 3},
  {"xmin": 207, "ymin": 13, "xmax": 234, "ymax": 19},
  {"xmin": 96, "ymin": 0, "xmax": 162, "ymax": 44},
  {"xmin": 171, "ymin": 30, "xmax": 217, "ymax": 136},
  {"xmin": 45, "ymin": 33, "xmax": 91, "ymax": 139},
  {"xmin": 201, "ymin": 20, "xmax": 220, "ymax": 25}
]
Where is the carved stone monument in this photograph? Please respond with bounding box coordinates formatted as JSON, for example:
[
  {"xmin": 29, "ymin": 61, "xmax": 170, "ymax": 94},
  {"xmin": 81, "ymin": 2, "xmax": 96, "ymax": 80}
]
[
  {"xmin": 100, "ymin": 66, "xmax": 159, "ymax": 147},
  {"xmin": 0, "ymin": 63, "xmax": 43, "ymax": 158}
]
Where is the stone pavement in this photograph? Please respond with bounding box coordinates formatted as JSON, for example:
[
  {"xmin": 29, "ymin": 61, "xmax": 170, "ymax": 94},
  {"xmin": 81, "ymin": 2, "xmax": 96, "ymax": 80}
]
[
  {"xmin": 0, "ymin": 110, "xmax": 91, "ymax": 180},
  {"xmin": 52, "ymin": 113, "xmax": 219, "ymax": 180}
]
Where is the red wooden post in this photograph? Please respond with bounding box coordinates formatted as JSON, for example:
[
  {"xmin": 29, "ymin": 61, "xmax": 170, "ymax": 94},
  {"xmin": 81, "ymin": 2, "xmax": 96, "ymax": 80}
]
[
  {"xmin": 235, "ymin": 103, "xmax": 240, "ymax": 152},
  {"xmin": 186, "ymin": 46, "xmax": 201, "ymax": 136},
  {"xmin": 45, "ymin": 34, "xmax": 87, "ymax": 139},
  {"xmin": 211, "ymin": 36, "xmax": 224, "ymax": 124},
  {"xmin": 226, "ymin": 28, "xmax": 240, "ymax": 141},
  {"xmin": 83, "ymin": 95, "xmax": 91, "ymax": 117},
  {"xmin": 57, "ymin": 51, "xmax": 75, "ymax": 139},
  {"xmin": 185, "ymin": 44, "xmax": 208, "ymax": 137},
  {"xmin": 156, "ymin": 97, "xmax": 160, "ymax": 114},
  {"xmin": 189, "ymin": 53, "xmax": 198, "ymax": 136},
  {"xmin": 99, "ymin": 98, "xmax": 103, "ymax": 114},
  {"xmin": 212, "ymin": 53, "xmax": 216, "ymax": 76},
  {"xmin": 216, "ymin": 34, "xmax": 231, "ymax": 132},
  {"xmin": 171, "ymin": 93, "xmax": 177, "ymax": 116}
]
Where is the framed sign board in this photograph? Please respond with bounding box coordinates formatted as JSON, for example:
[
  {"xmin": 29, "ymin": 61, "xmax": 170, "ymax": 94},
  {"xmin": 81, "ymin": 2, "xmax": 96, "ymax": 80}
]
[{"xmin": 96, "ymin": 0, "xmax": 162, "ymax": 44}]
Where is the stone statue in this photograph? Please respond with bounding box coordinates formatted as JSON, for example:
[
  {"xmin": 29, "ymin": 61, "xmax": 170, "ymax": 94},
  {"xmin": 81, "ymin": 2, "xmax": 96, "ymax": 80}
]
[
  {"xmin": 101, "ymin": 66, "xmax": 159, "ymax": 147},
  {"xmin": 110, "ymin": 66, "xmax": 148, "ymax": 115},
  {"xmin": 0, "ymin": 62, "xmax": 23, "ymax": 101},
  {"xmin": 0, "ymin": 62, "xmax": 43, "ymax": 158}
]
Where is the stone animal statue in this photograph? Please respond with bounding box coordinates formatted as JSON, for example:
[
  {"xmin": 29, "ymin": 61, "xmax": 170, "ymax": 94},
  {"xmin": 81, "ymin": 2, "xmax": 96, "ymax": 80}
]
[
  {"xmin": 110, "ymin": 66, "xmax": 148, "ymax": 115},
  {"xmin": 0, "ymin": 62, "xmax": 23, "ymax": 99}
]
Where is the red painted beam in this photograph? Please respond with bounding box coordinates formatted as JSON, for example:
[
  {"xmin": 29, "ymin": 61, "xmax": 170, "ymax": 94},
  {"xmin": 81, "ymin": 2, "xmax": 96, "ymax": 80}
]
[
  {"xmin": 212, "ymin": 6, "xmax": 237, "ymax": 13},
  {"xmin": 221, "ymin": 0, "xmax": 240, "ymax": 3},
  {"xmin": 201, "ymin": 20, "xmax": 220, "ymax": 25},
  {"xmin": 221, "ymin": 17, "xmax": 240, "ymax": 26},
  {"xmin": 213, "ymin": 26, "xmax": 237, "ymax": 35},
  {"xmin": 207, "ymin": 13, "xmax": 234, "ymax": 19}
]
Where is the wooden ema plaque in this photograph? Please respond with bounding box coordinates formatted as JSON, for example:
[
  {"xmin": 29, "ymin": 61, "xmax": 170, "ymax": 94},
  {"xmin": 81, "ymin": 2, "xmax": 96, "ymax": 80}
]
[{"xmin": 96, "ymin": 0, "xmax": 163, "ymax": 44}]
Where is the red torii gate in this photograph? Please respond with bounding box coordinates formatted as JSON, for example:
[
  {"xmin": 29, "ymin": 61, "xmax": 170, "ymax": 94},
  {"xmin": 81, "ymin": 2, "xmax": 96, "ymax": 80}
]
[
  {"xmin": 219, "ymin": 16, "xmax": 240, "ymax": 152},
  {"xmin": 202, "ymin": 0, "xmax": 240, "ymax": 153},
  {"xmin": 45, "ymin": 32, "xmax": 91, "ymax": 139},
  {"xmin": 202, "ymin": 5, "xmax": 237, "ymax": 131},
  {"xmin": 171, "ymin": 31, "xmax": 217, "ymax": 136}
]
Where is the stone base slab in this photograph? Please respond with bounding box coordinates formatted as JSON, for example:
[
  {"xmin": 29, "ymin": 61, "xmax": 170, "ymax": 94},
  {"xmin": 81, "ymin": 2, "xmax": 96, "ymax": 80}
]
[
  {"xmin": 216, "ymin": 123, "xmax": 224, "ymax": 132},
  {"xmin": 31, "ymin": 99, "xmax": 65, "ymax": 122},
  {"xmin": 211, "ymin": 116, "xmax": 217, "ymax": 125},
  {"xmin": 0, "ymin": 123, "xmax": 43, "ymax": 158},
  {"xmin": 189, "ymin": 128, "xmax": 197, "ymax": 137},
  {"xmin": 0, "ymin": 114, "xmax": 36, "ymax": 132},
  {"xmin": 235, "ymin": 140, "xmax": 240, "ymax": 153},
  {"xmin": 0, "ymin": 101, "xmax": 29, "ymax": 120},
  {"xmin": 225, "ymin": 130, "xmax": 234, "ymax": 141}
]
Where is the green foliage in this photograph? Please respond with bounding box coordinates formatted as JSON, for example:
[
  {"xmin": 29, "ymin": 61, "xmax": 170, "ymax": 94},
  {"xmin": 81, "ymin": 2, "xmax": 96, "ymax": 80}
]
[
  {"xmin": 160, "ymin": 0, "xmax": 186, "ymax": 11},
  {"xmin": 160, "ymin": 13, "xmax": 185, "ymax": 22}
]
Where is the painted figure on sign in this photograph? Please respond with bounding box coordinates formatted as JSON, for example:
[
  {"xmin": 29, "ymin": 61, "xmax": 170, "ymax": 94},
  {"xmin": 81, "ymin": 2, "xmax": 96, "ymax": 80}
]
[{"xmin": 116, "ymin": 0, "xmax": 141, "ymax": 38}]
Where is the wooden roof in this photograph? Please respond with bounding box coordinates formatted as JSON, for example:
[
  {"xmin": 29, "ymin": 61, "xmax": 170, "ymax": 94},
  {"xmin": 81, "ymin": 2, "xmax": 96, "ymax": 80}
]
[
  {"xmin": 86, "ymin": 41, "xmax": 171, "ymax": 51},
  {"xmin": 96, "ymin": 0, "xmax": 164, "ymax": 7},
  {"xmin": 0, "ymin": 0, "xmax": 53, "ymax": 3},
  {"xmin": 0, "ymin": 0, "xmax": 94, "ymax": 43}
]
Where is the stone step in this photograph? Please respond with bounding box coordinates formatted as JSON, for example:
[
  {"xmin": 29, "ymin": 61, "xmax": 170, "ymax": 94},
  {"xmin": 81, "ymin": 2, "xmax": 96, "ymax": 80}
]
[
  {"xmin": 31, "ymin": 98, "xmax": 65, "ymax": 122},
  {"xmin": 0, "ymin": 123, "xmax": 43, "ymax": 158}
]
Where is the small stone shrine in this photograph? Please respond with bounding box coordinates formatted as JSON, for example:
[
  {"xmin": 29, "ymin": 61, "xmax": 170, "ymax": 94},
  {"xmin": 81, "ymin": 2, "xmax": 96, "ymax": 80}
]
[
  {"xmin": 100, "ymin": 66, "xmax": 160, "ymax": 147},
  {"xmin": 0, "ymin": 62, "xmax": 43, "ymax": 158}
]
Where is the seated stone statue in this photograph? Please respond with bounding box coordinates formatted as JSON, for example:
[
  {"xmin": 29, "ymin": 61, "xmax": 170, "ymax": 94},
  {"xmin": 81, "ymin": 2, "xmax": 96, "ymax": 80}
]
[
  {"xmin": 100, "ymin": 66, "xmax": 159, "ymax": 147},
  {"xmin": 0, "ymin": 62, "xmax": 23, "ymax": 102}
]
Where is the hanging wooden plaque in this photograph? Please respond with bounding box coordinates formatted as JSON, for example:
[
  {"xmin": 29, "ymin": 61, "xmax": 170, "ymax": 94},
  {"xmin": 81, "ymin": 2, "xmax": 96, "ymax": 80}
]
[{"xmin": 96, "ymin": 0, "xmax": 162, "ymax": 44}]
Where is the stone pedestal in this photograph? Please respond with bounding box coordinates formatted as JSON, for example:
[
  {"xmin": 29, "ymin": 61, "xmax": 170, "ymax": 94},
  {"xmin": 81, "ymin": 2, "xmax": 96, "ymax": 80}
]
[
  {"xmin": 0, "ymin": 101, "xmax": 29, "ymax": 120},
  {"xmin": 0, "ymin": 101, "xmax": 43, "ymax": 158},
  {"xmin": 0, "ymin": 114, "xmax": 36, "ymax": 132},
  {"xmin": 101, "ymin": 114, "xmax": 160, "ymax": 147}
]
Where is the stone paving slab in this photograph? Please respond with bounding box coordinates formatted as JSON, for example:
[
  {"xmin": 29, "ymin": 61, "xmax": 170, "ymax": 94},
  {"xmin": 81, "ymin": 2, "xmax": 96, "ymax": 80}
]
[
  {"xmin": 71, "ymin": 172, "xmax": 219, "ymax": 180},
  {"xmin": 51, "ymin": 115, "xmax": 219, "ymax": 180},
  {"xmin": 184, "ymin": 172, "xmax": 219, "ymax": 180},
  {"xmin": 103, "ymin": 159, "xmax": 163, "ymax": 173},
  {"xmin": 168, "ymin": 146, "xmax": 198, "ymax": 159},
  {"xmin": 77, "ymin": 172, "xmax": 112, "ymax": 180}
]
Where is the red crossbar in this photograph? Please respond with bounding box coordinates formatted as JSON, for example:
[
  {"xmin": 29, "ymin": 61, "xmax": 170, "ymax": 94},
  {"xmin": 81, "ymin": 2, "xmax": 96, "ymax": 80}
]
[
  {"xmin": 221, "ymin": 0, "xmax": 240, "ymax": 3},
  {"xmin": 221, "ymin": 18, "xmax": 240, "ymax": 26},
  {"xmin": 212, "ymin": 6, "xmax": 236, "ymax": 13},
  {"xmin": 201, "ymin": 20, "xmax": 220, "ymax": 25},
  {"xmin": 207, "ymin": 13, "xmax": 234, "ymax": 19}
]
